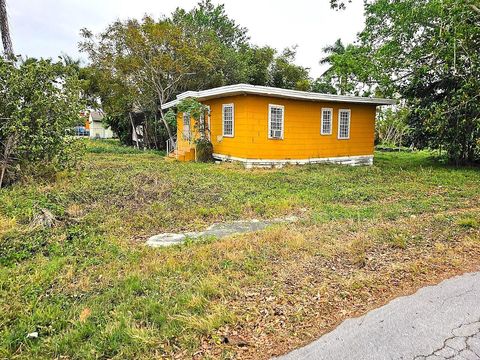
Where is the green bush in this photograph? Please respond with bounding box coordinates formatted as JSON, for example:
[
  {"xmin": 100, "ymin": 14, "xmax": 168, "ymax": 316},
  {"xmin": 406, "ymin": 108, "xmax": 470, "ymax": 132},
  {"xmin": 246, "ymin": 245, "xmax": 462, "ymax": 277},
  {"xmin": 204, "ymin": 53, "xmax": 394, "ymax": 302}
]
[
  {"xmin": 195, "ymin": 139, "xmax": 213, "ymax": 162},
  {"xmin": 0, "ymin": 58, "xmax": 84, "ymax": 187}
]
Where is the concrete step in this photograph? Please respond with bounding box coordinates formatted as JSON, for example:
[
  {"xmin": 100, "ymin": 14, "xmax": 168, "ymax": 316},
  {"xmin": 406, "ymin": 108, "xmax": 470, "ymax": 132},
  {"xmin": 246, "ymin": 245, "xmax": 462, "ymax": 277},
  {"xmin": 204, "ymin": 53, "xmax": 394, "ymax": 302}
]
[{"xmin": 165, "ymin": 147, "xmax": 195, "ymax": 162}]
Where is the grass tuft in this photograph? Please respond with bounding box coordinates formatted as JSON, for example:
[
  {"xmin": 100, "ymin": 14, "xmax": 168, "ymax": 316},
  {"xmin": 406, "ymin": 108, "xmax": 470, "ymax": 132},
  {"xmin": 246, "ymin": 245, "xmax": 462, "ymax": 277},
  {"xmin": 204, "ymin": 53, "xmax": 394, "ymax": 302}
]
[{"xmin": 457, "ymin": 217, "xmax": 479, "ymax": 229}]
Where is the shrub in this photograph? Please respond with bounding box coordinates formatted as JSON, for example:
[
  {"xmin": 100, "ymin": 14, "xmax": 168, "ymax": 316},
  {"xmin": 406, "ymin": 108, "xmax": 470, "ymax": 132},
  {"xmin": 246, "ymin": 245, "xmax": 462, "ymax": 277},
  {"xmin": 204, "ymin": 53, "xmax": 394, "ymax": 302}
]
[
  {"xmin": 0, "ymin": 58, "xmax": 83, "ymax": 187},
  {"xmin": 195, "ymin": 139, "xmax": 213, "ymax": 162}
]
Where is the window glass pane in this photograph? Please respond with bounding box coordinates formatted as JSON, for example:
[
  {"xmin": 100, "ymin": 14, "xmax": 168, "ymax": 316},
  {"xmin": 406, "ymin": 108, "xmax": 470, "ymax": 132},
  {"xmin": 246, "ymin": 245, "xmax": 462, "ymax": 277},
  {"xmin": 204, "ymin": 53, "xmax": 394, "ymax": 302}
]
[
  {"xmin": 183, "ymin": 113, "xmax": 190, "ymax": 140},
  {"xmin": 183, "ymin": 113, "xmax": 190, "ymax": 127},
  {"xmin": 223, "ymin": 105, "xmax": 233, "ymax": 136},
  {"xmin": 339, "ymin": 110, "xmax": 350, "ymax": 138},
  {"xmin": 322, "ymin": 109, "xmax": 331, "ymax": 134}
]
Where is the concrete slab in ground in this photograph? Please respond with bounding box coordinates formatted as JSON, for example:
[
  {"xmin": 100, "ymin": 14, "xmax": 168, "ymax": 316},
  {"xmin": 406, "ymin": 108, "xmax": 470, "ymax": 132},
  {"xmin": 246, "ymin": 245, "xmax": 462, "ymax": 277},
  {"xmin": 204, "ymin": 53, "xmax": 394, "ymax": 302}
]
[
  {"xmin": 276, "ymin": 271, "xmax": 480, "ymax": 360},
  {"xmin": 146, "ymin": 216, "xmax": 299, "ymax": 247}
]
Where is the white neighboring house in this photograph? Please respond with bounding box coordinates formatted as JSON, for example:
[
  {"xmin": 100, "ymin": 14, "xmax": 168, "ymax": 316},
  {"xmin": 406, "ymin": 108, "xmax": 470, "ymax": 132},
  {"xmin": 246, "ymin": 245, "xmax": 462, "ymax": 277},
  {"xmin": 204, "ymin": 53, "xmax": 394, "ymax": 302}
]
[{"xmin": 89, "ymin": 111, "xmax": 114, "ymax": 139}]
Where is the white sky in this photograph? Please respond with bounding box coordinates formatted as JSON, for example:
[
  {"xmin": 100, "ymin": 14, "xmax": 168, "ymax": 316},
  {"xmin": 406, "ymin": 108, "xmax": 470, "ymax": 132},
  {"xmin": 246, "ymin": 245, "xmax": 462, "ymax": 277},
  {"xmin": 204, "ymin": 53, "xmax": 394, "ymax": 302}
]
[{"xmin": 6, "ymin": 0, "xmax": 365, "ymax": 78}]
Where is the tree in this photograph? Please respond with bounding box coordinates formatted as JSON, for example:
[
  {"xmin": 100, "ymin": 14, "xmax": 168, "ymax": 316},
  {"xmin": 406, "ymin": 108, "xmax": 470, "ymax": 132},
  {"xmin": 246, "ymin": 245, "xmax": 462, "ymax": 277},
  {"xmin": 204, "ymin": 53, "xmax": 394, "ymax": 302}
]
[
  {"xmin": 315, "ymin": 39, "xmax": 378, "ymax": 96},
  {"xmin": 0, "ymin": 58, "xmax": 83, "ymax": 187},
  {"xmin": 323, "ymin": 0, "xmax": 480, "ymax": 163},
  {"xmin": 358, "ymin": 0, "xmax": 480, "ymax": 164},
  {"xmin": 376, "ymin": 107, "xmax": 411, "ymax": 148},
  {"xmin": 243, "ymin": 45, "xmax": 275, "ymax": 85},
  {"xmin": 0, "ymin": 0, "xmax": 13, "ymax": 57},
  {"xmin": 318, "ymin": 39, "xmax": 350, "ymax": 94},
  {"xmin": 80, "ymin": 17, "xmax": 213, "ymax": 145},
  {"xmin": 269, "ymin": 47, "xmax": 311, "ymax": 91},
  {"xmin": 176, "ymin": 98, "xmax": 213, "ymax": 162},
  {"xmin": 171, "ymin": 1, "xmax": 311, "ymax": 91},
  {"xmin": 320, "ymin": 39, "xmax": 346, "ymax": 66},
  {"xmin": 329, "ymin": 0, "xmax": 353, "ymax": 10},
  {"xmin": 80, "ymin": 1, "xmax": 314, "ymax": 149},
  {"xmin": 171, "ymin": 0, "xmax": 251, "ymax": 90},
  {"xmin": 0, "ymin": 0, "xmax": 15, "ymax": 187},
  {"xmin": 60, "ymin": 54, "xmax": 102, "ymax": 109},
  {"xmin": 311, "ymin": 78, "xmax": 337, "ymax": 94},
  {"xmin": 171, "ymin": 0, "xmax": 248, "ymax": 49}
]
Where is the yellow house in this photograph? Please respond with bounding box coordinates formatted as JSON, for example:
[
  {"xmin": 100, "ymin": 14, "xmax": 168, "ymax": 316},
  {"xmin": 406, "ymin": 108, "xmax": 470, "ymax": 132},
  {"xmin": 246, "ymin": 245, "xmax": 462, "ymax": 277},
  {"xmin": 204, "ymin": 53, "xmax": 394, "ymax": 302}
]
[{"xmin": 162, "ymin": 84, "xmax": 395, "ymax": 167}]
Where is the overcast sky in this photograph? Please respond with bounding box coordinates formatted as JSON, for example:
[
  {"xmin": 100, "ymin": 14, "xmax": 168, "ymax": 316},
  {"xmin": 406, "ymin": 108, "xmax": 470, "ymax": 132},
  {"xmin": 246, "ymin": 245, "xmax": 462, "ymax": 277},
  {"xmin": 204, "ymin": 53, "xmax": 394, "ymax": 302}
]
[{"xmin": 6, "ymin": 0, "xmax": 365, "ymax": 78}]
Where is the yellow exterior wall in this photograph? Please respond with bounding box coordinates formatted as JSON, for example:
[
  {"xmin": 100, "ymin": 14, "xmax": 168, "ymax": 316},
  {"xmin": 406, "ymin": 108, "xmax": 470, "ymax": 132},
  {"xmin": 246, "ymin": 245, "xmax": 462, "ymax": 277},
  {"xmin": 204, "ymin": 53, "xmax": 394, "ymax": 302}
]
[{"xmin": 176, "ymin": 94, "xmax": 377, "ymax": 160}]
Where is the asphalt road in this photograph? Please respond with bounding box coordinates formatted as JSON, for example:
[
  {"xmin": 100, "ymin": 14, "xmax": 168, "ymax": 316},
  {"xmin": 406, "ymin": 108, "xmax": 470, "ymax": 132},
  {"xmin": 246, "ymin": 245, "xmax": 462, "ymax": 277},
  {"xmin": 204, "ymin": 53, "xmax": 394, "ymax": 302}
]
[{"xmin": 277, "ymin": 272, "xmax": 480, "ymax": 360}]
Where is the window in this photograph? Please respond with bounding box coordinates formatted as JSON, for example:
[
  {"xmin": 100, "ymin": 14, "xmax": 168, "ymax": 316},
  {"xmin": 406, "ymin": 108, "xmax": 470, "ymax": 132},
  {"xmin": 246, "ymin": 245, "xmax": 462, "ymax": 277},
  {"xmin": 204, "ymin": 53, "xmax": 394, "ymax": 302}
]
[
  {"xmin": 338, "ymin": 109, "xmax": 351, "ymax": 139},
  {"xmin": 222, "ymin": 104, "xmax": 234, "ymax": 137},
  {"xmin": 268, "ymin": 104, "xmax": 284, "ymax": 139},
  {"xmin": 182, "ymin": 112, "xmax": 191, "ymax": 140},
  {"xmin": 321, "ymin": 108, "xmax": 333, "ymax": 135}
]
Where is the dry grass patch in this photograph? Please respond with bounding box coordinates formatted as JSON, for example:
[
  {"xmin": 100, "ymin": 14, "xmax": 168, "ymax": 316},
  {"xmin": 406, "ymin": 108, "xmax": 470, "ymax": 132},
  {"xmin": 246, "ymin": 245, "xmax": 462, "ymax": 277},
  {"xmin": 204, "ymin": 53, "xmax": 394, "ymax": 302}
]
[{"xmin": 196, "ymin": 207, "xmax": 480, "ymax": 359}]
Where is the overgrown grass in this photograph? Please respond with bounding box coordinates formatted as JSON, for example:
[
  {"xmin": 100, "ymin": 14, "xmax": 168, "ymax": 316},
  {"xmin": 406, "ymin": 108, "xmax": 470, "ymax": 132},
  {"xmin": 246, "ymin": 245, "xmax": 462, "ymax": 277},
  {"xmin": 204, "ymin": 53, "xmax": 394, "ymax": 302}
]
[
  {"xmin": 85, "ymin": 138, "xmax": 166, "ymax": 155},
  {"xmin": 0, "ymin": 140, "xmax": 479, "ymax": 359}
]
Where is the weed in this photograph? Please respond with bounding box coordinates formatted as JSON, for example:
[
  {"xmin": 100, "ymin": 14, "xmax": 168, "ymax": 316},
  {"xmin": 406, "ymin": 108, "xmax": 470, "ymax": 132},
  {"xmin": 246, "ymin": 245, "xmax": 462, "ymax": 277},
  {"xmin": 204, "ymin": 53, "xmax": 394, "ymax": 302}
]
[{"xmin": 457, "ymin": 217, "xmax": 479, "ymax": 229}]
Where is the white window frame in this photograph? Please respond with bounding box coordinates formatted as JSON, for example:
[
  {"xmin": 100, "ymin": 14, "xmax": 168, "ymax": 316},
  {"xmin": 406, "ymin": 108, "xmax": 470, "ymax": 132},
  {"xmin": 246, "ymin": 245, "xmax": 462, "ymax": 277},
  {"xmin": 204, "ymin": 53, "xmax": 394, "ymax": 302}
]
[
  {"xmin": 268, "ymin": 104, "xmax": 285, "ymax": 140},
  {"xmin": 222, "ymin": 103, "xmax": 234, "ymax": 137},
  {"xmin": 321, "ymin": 108, "xmax": 333, "ymax": 135},
  {"xmin": 337, "ymin": 109, "xmax": 351, "ymax": 140}
]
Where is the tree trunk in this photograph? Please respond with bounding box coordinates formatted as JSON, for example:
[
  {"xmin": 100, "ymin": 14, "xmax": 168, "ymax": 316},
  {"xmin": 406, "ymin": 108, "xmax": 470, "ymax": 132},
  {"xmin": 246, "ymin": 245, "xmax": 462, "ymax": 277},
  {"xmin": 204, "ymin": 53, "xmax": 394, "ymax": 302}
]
[
  {"xmin": 153, "ymin": 112, "xmax": 159, "ymax": 150},
  {"xmin": 159, "ymin": 109, "xmax": 175, "ymax": 144},
  {"xmin": 129, "ymin": 112, "xmax": 139, "ymax": 149},
  {"xmin": 143, "ymin": 113, "xmax": 148, "ymax": 150},
  {"xmin": 0, "ymin": 0, "xmax": 14, "ymax": 57},
  {"xmin": 0, "ymin": 0, "xmax": 14, "ymax": 187},
  {"xmin": 152, "ymin": 86, "xmax": 177, "ymax": 146},
  {"xmin": 0, "ymin": 162, "xmax": 6, "ymax": 188},
  {"xmin": 0, "ymin": 134, "xmax": 16, "ymax": 188}
]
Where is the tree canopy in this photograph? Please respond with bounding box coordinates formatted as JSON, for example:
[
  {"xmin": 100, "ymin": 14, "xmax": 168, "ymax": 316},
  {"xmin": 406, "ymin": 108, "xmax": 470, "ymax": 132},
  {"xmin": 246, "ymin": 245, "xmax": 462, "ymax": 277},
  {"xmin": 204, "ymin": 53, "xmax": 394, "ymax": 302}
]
[
  {"xmin": 80, "ymin": 0, "xmax": 311, "ymax": 149},
  {"xmin": 319, "ymin": 0, "xmax": 480, "ymax": 164}
]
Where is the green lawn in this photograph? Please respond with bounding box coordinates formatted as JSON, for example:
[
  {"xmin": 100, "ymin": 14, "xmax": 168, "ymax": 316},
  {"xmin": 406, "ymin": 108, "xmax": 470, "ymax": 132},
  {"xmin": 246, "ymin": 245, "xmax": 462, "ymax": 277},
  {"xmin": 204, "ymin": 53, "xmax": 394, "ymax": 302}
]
[{"xmin": 1, "ymin": 140, "xmax": 479, "ymax": 359}]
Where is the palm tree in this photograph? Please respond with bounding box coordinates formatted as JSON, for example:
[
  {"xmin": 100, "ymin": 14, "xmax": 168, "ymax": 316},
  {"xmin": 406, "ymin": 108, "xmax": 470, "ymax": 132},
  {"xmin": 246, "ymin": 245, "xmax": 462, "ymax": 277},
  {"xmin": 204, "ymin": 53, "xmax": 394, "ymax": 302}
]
[
  {"xmin": 319, "ymin": 39, "xmax": 346, "ymax": 66},
  {"xmin": 319, "ymin": 39, "xmax": 349, "ymax": 95},
  {"xmin": 0, "ymin": 0, "xmax": 13, "ymax": 57}
]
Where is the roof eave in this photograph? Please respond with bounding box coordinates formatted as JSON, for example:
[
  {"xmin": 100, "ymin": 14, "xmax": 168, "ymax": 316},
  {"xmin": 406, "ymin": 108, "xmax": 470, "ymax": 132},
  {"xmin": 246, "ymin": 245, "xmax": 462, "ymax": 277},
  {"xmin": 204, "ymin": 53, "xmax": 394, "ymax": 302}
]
[{"xmin": 161, "ymin": 84, "xmax": 396, "ymax": 110}]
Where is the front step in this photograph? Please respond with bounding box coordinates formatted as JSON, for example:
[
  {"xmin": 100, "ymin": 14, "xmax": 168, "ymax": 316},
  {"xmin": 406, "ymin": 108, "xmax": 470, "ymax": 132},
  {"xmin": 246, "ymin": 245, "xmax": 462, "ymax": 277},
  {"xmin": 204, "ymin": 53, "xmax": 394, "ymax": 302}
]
[{"xmin": 165, "ymin": 147, "xmax": 195, "ymax": 162}]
